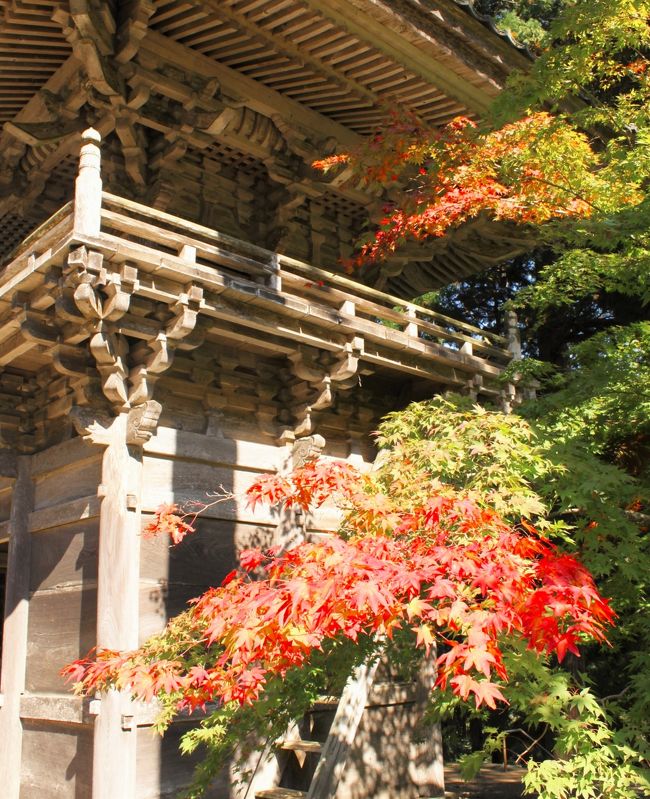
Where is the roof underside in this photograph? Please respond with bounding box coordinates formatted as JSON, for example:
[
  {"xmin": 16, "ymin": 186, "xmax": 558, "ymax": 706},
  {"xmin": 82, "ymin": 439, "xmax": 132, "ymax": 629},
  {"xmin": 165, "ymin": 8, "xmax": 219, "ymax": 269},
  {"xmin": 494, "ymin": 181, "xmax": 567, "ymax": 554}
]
[{"xmin": 0, "ymin": 0, "xmax": 531, "ymax": 297}]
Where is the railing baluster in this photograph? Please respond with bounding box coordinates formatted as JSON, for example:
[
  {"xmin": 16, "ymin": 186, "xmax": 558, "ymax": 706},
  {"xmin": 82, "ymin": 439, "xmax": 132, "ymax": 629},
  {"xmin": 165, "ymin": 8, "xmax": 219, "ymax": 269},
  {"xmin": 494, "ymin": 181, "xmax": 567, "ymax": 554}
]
[
  {"xmin": 404, "ymin": 304, "xmax": 418, "ymax": 338},
  {"xmin": 268, "ymin": 254, "xmax": 281, "ymax": 292},
  {"xmin": 505, "ymin": 310, "xmax": 522, "ymax": 360},
  {"xmin": 339, "ymin": 299, "xmax": 355, "ymax": 317},
  {"xmin": 178, "ymin": 244, "xmax": 197, "ymax": 263}
]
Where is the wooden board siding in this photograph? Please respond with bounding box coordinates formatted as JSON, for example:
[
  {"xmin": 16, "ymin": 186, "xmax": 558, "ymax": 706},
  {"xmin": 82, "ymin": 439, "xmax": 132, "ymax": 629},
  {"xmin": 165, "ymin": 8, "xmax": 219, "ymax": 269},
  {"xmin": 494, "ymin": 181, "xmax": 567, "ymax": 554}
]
[
  {"xmin": 20, "ymin": 723, "xmax": 93, "ymax": 799},
  {"xmin": 25, "ymin": 439, "xmax": 101, "ymax": 695}
]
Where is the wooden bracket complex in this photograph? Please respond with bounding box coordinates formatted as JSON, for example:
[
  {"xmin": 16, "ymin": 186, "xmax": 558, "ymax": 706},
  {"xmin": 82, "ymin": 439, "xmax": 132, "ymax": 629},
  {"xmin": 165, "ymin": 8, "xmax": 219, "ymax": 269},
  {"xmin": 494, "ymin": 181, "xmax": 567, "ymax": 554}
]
[
  {"xmin": 286, "ymin": 336, "xmax": 364, "ymax": 440},
  {"xmin": 50, "ymin": 130, "xmax": 206, "ymax": 444},
  {"xmin": 58, "ymin": 244, "xmax": 204, "ymax": 443}
]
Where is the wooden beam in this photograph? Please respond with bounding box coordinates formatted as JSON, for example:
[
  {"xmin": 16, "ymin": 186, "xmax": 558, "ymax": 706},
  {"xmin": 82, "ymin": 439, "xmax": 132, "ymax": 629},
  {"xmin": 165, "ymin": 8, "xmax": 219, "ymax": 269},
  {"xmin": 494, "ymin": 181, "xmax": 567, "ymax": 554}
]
[
  {"xmin": 140, "ymin": 30, "xmax": 360, "ymax": 149},
  {"xmin": 199, "ymin": 0, "xmax": 380, "ymax": 108},
  {"xmin": 116, "ymin": 0, "xmax": 156, "ymax": 64},
  {"xmin": 0, "ymin": 457, "xmax": 34, "ymax": 799}
]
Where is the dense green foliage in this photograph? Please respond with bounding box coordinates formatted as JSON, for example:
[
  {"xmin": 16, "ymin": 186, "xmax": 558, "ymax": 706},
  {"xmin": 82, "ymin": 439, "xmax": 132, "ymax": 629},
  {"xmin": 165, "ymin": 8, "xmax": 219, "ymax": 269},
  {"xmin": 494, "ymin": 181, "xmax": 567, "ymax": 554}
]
[
  {"xmin": 393, "ymin": 397, "xmax": 649, "ymax": 798},
  {"xmin": 415, "ymin": 2, "xmax": 650, "ymax": 794}
]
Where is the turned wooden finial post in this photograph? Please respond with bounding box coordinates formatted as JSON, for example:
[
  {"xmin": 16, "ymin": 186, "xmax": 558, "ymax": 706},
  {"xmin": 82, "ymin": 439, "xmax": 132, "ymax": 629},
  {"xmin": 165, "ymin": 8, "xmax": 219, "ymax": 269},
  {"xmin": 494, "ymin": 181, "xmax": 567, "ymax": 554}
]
[
  {"xmin": 73, "ymin": 127, "xmax": 102, "ymax": 236},
  {"xmin": 502, "ymin": 309, "xmax": 523, "ymax": 412},
  {"xmin": 505, "ymin": 309, "xmax": 522, "ymax": 361}
]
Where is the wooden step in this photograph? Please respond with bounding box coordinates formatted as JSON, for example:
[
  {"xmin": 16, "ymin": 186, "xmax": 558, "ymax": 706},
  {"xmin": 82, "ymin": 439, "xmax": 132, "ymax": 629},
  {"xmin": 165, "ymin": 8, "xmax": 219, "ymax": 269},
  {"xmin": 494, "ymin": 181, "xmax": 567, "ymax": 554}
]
[
  {"xmin": 255, "ymin": 789, "xmax": 306, "ymax": 799},
  {"xmin": 279, "ymin": 739, "xmax": 323, "ymax": 754}
]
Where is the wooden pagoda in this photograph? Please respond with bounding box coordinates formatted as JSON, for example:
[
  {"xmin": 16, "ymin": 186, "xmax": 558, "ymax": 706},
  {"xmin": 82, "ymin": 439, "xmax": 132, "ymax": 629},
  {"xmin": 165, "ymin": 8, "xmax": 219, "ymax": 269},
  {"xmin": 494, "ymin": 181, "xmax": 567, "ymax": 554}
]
[{"xmin": 0, "ymin": 2, "xmax": 528, "ymax": 798}]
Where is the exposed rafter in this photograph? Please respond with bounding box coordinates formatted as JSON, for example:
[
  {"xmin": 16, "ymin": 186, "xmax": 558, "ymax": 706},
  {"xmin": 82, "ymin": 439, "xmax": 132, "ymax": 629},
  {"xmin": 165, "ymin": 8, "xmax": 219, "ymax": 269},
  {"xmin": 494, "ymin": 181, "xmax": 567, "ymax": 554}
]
[
  {"xmin": 200, "ymin": 0, "xmax": 381, "ymax": 109},
  {"xmin": 302, "ymin": 0, "xmax": 495, "ymax": 114}
]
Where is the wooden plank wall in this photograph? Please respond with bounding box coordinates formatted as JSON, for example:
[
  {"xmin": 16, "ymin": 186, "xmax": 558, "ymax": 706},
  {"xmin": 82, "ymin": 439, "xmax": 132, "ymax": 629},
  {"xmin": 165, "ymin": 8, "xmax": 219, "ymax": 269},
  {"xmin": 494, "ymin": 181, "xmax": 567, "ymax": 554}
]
[
  {"xmin": 12, "ymin": 437, "xmax": 101, "ymax": 799},
  {"xmin": 26, "ymin": 438, "xmax": 102, "ymax": 695}
]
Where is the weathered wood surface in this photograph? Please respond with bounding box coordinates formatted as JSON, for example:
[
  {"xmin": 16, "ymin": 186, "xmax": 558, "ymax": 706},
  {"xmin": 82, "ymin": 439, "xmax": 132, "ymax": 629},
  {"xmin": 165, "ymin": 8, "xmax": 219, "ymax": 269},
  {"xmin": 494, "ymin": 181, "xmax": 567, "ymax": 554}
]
[
  {"xmin": 29, "ymin": 519, "xmax": 99, "ymax": 592},
  {"xmin": 0, "ymin": 162, "xmax": 515, "ymax": 456},
  {"xmin": 0, "ymin": 0, "xmax": 532, "ymax": 300},
  {"xmin": 408, "ymin": 654, "xmax": 445, "ymax": 797},
  {"xmin": 0, "ymin": 457, "xmax": 33, "ymax": 799},
  {"xmin": 26, "ymin": 587, "xmax": 97, "ymax": 693},
  {"xmin": 19, "ymin": 724, "xmax": 93, "ymax": 799},
  {"xmin": 73, "ymin": 128, "xmax": 102, "ymax": 237},
  {"xmin": 19, "ymin": 694, "xmax": 94, "ymax": 726},
  {"xmin": 92, "ymin": 413, "xmax": 142, "ymax": 799},
  {"xmin": 99, "ymin": 191, "xmax": 508, "ymax": 348},
  {"xmin": 306, "ymin": 660, "xmax": 379, "ymax": 799}
]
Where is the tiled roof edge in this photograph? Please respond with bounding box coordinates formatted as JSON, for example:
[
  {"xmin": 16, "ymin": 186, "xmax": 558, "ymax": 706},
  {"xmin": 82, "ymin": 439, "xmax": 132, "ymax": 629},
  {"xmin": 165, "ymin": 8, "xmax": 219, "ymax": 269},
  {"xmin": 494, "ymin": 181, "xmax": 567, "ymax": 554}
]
[{"xmin": 450, "ymin": 0, "xmax": 536, "ymax": 59}]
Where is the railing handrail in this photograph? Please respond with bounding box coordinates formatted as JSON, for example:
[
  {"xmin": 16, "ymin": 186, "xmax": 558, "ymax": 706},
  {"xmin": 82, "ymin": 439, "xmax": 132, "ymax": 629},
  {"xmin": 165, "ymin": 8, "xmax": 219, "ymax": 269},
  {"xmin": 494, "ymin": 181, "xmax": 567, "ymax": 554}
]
[
  {"xmin": 2, "ymin": 201, "xmax": 74, "ymax": 265},
  {"xmin": 100, "ymin": 190, "xmax": 509, "ymax": 350}
]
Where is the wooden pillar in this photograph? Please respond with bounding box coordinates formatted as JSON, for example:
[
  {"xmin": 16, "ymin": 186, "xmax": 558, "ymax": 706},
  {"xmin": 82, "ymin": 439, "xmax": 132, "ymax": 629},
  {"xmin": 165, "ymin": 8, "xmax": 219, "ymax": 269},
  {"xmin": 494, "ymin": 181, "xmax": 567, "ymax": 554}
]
[
  {"xmin": 74, "ymin": 128, "xmax": 103, "ymax": 237},
  {"xmin": 92, "ymin": 412, "xmax": 142, "ymax": 799},
  {"xmin": 0, "ymin": 456, "xmax": 34, "ymax": 799}
]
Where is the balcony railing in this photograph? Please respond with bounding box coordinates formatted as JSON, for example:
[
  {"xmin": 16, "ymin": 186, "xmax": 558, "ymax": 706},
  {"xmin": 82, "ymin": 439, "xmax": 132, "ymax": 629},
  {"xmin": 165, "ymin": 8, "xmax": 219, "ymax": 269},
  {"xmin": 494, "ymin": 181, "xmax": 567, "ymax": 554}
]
[{"xmin": 0, "ymin": 129, "xmax": 518, "ymax": 404}]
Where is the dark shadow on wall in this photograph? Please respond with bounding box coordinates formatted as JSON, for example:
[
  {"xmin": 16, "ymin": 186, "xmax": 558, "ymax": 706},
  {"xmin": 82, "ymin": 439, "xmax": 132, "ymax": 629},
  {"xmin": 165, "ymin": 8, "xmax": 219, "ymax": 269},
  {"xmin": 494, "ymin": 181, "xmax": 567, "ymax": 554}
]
[
  {"xmin": 144, "ymin": 411, "xmax": 289, "ymax": 799},
  {"xmin": 29, "ymin": 521, "xmax": 97, "ymax": 799}
]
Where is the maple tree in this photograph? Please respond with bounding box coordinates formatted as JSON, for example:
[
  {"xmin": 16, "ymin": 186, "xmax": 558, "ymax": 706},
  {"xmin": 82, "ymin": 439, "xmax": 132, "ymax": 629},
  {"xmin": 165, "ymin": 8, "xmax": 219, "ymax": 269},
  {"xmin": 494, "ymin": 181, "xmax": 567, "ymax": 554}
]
[
  {"xmin": 63, "ymin": 398, "xmax": 624, "ymax": 797},
  {"xmin": 315, "ymin": 110, "xmax": 634, "ymax": 271},
  {"xmin": 65, "ymin": 467, "xmax": 613, "ymax": 710}
]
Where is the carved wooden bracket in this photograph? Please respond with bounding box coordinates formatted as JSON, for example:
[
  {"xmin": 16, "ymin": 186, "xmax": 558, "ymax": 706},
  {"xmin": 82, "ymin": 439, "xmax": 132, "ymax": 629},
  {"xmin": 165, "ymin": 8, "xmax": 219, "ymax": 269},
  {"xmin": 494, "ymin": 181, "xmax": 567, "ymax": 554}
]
[
  {"xmin": 55, "ymin": 246, "xmax": 205, "ymax": 442},
  {"xmin": 285, "ymin": 337, "xmax": 364, "ymax": 440},
  {"xmin": 54, "ymin": 2, "xmax": 123, "ymax": 98},
  {"xmin": 115, "ymin": 0, "xmax": 156, "ymax": 64}
]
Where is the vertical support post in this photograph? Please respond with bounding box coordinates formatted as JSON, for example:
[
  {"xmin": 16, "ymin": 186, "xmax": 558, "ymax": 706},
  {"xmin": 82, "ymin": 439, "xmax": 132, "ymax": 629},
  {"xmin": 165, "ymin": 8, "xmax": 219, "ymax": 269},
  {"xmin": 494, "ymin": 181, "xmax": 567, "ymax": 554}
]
[
  {"xmin": 339, "ymin": 299, "xmax": 355, "ymax": 317},
  {"xmin": 268, "ymin": 254, "xmax": 282, "ymax": 292},
  {"xmin": 178, "ymin": 244, "xmax": 197, "ymax": 263},
  {"xmin": 503, "ymin": 309, "xmax": 522, "ymax": 412},
  {"xmin": 0, "ymin": 456, "xmax": 34, "ymax": 799},
  {"xmin": 505, "ymin": 310, "xmax": 522, "ymax": 361},
  {"xmin": 74, "ymin": 128, "xmax": 103, "ymax": 237},
  {"xmin": 92, "ymin": 413, "xmax": 142, "ymax": 799},
  {"xmin": 404, "ymin": 304, "xmax": 418, "ymax": 338}
]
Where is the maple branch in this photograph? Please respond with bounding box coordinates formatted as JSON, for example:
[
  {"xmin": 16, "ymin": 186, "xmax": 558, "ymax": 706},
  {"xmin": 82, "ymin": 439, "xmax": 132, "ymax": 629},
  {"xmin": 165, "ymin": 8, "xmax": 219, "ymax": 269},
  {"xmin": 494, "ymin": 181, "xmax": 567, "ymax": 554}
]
[
  {"xmin": 502, "ymin": 726, "xmax": 554, "ymax": 763},
  {"xmin": 600, "ymin": 685, "xmax": 630, "ymax": 703},
  {"xmin": 525, "ymin": 174, "xmax": 606, "ymax": 215}
]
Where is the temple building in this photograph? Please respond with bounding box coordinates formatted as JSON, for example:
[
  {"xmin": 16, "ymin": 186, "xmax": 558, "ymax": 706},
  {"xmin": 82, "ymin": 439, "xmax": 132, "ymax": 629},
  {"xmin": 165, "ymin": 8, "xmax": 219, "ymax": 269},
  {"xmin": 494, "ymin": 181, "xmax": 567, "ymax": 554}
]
[{"xmin": 0, "ymin": 2, "xmax": 528, "ymax": 798}]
